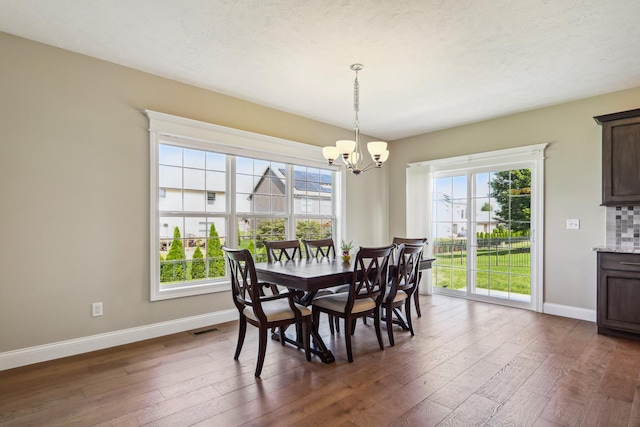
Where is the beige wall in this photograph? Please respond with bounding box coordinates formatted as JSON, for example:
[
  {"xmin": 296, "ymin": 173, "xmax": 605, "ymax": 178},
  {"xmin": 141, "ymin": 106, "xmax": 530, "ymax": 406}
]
[
  {"xmin": 0, "ymin": 32, "xmax": 386, "ymax": 353},
  {"xmin": 388, "ymin": 87, "xmax": 640, "ymax": 311},
  {"xmin": 4, "ymin": 27, "xmax": 637, "ymax": 356}
]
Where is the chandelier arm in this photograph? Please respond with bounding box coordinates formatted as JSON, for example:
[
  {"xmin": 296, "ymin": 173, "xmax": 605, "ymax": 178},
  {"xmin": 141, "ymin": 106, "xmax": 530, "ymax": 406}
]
[{"xmin": 355, "ymin": 160, "xmax": 381, "ymax": 174}]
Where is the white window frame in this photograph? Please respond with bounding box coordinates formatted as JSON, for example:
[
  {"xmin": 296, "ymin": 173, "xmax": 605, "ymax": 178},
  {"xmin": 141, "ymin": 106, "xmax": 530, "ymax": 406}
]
[
  {"xmin": 146, "ymin": 110, "xmax": 344, "ymax": 301},
  {"xmin": 407, "ymin": 143, "xmax": 546, "ymax": 312}
]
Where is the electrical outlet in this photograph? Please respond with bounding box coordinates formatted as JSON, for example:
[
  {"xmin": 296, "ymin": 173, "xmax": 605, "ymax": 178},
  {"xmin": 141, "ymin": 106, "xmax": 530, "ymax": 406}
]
[
  {"xmin": 92, "ymin": 302, "xmax": 103, "ymax": 317},
  {"xmin": 566, "ymin": 219, "xmax": 580, "ymax": 230}
]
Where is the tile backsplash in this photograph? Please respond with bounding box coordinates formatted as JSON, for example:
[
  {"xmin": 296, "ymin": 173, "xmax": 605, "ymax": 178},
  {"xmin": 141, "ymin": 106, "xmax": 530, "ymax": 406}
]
[{"xmin": 607, "ymin": 206, "xmax": 640, "ymax": 248}]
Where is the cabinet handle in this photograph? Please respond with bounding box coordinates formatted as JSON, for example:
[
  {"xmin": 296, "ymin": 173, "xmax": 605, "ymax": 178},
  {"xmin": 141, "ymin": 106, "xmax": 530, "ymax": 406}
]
[{"xmin": 620, "ymin": 262, "xmax": 640, "ymax": 266}]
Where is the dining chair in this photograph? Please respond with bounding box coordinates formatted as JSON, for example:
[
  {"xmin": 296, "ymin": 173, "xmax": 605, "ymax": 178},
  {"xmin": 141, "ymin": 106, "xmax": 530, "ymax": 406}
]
[
  {"xmin": 263, "ymin": 239, "xmax": 302, "ymax": 294},
  {"xmin": 384, "ymin": 243, "xmax": 423, "ymax": 346},
  {"xmin": 311, "ymin": 245, "xmax": 394, "ymax": 363},
  {"xmin": 264, "ymin": 239, "xmax": 302, "ymax": 262},
  {"xmin": 222, "ymin": 246, "xmax": 311, "ymax": 377},
  {"xmin": 301, "ymin": 237, "xmax": 342, "ymax": 334},
  {"xmin": 302, "ymin": 238, "xmax": 336, "ymax": 259},
  {"xmin": 392, "ymin": 237, "xmax": 427, "ymax": 317}
]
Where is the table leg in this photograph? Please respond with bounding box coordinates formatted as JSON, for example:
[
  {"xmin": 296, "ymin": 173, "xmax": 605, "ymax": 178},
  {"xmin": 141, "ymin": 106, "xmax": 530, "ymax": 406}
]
[{"xmin": 270, "ymin": 328, "xmax": 335, "ymax": 363}]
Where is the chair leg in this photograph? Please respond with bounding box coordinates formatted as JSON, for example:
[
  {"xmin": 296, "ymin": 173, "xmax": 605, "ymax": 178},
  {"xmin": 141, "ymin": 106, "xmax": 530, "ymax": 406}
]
[
  {"xmin": 328, "ymin": 313, "xmax": 335, "ymax": 335},
  {"xmin": 345, "ymin": 317, "xmax": 354, "ymax": 363},
  {"xmin": 386, "ymin": 305, "xmax": 395, "ymax": 347},
  {"xmin": 303, "ymin": 318, "xmax": 311, "ymax": 361},
  {"xmin": 374, "ymin": 307, "xmax": 385, "ymax": 351},
  {"xmin": 414, "ymin": 272, "xmax": 422, "ymax": 317},
  {"xmin": 234, "ymin": 315, "xmax": 247, "ymax": 359},
  {"xmin": 335, "ymin": 315, "xmax": 340, "ymax": 333},
  {"xmin": 312, "ymin": 308, "xmax": 321, "ymax": 342},
  {"xmin": 280, "ymin": 326, "xmax": 287, "ymax": 346},
  {"xmin": 405, "ymin": 298, "xmax": 415, "ymax": 336},
  {"xmin": 255, "ymin": 325, "xmax": 268, "ymax": 377}
]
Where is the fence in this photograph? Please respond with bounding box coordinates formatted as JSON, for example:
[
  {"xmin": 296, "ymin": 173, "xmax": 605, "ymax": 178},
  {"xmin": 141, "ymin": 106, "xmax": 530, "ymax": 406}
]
[{"xmin": 433, "ymin": 237, "xmax": 531, "ymax": 268}]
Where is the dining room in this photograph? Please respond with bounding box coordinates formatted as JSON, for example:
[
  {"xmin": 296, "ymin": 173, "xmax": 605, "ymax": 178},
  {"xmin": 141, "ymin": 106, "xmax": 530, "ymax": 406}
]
[{"xmin": 3, "ymin": 1, "xmax": 640, "ymax": 425}]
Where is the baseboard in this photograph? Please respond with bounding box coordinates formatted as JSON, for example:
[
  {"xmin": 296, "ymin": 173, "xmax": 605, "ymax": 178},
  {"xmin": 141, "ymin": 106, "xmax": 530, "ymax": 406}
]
[
  {"xmin": 543, "ymin": 302, "xmax": 596, "ymax": 322},
  {"xmin": 0, "ymin": 309, "xmax": 238, "ymax": 371}
]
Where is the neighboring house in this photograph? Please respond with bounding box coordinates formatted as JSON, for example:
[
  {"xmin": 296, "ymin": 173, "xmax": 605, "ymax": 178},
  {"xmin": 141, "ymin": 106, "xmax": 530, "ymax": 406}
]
[
  {"xmin": 248, "ymin": 166, "xmax": 332, "ymax": 214},
  {"xmin": 158, "ymin": 188, "xmax": 225, "ymax": 241},
  {"xmin": 433, "ymin": 190, "xmax": 497, "ymax": 238}
]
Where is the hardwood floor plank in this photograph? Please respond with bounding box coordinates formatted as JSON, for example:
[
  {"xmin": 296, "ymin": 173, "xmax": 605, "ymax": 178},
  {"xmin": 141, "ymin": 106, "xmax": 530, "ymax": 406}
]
[
  {"xmin": 522, "ymin": 354, "xmax": 576, "ymax": 398},
  {"xmin": 350, "ymin": 378, "xmax": 448, "ymax": 427},
  {"xmin": 538, "ymin": 341, "xmax": 609, "ymax": 427},
  {"xmin": 435, "ymin": 393, "xmax": 501, "ymax": 426},
  {"xmin": 389, "ymin": 397, "xmax": 451, "ymax": 427},
  {"xmin": 3, "ymin": 296, "xmax": 640, "ymax": 427},
  {"xmin": 242, "ymin": 381, "xmax": 357, "ymax": 426},
  {"xmin": 485, "ymin": 388, "xmax": 549, "ymax": 427},
  {"xmin": 94, "ymin": 385, "xmax": 220, "ymax": 426},
  {"xmin": 477, "ymin": 355, "xmax": 542, "ymax": 403},
  {"xmin": 581, "ymin": 393, "xmax": 632, "ymax": 427},
  {"xmin": 293, "ymin": 376, "xmax": 406, "ymax": 427}
]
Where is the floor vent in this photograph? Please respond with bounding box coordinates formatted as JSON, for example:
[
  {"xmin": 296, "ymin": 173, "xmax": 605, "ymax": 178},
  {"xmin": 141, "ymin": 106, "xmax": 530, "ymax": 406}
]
[{"xmin": 190, "ymin": 327, "xmax": 219, "ymax": 336}]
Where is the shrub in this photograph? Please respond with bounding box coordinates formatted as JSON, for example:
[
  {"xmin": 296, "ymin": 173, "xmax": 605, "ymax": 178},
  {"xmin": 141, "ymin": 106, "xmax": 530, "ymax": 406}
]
[
  {"xmin": 191, "ymin": 245, "xmax": 206, "ymax": 279},
  {"xmin": 207, "ymin": 223, "xmax": 225, "ymax": 278},
  {"xmin": 162, "ymin": 227, "xmax": 186, "ymax": 282}
]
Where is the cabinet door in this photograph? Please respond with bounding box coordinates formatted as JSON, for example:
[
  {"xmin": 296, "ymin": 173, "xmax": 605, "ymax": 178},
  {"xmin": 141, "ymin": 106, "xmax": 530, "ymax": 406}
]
[
  {"xmin": 602, "ymin": 116, "xmax": 640, "ymax": 205},
  {"xmin": 598, "ymin": 268, "xmax": 640, "ymax": 334}
]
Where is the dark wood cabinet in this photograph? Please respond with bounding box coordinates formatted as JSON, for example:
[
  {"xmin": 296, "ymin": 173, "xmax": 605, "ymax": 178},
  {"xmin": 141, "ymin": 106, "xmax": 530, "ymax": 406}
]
[
  {"xmin": 594, "ymin": 108, "xmax": 640, "ymax": 206},
  {"xmin": 597, "ymin": 252, "xmax": 640, "ymax": 339}
]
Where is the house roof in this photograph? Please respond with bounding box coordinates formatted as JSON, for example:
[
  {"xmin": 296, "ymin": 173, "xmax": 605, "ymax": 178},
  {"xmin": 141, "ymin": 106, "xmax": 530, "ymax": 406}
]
[{"xmin": 249, "ymin": 167, "xmax": 332, "ymax": 198}]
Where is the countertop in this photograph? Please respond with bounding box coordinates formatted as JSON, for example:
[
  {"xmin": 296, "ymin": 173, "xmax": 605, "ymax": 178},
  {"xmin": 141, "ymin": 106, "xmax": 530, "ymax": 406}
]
[{"xmin": 592, "ymin": 246, "xmax": 640, "ymax": 254}]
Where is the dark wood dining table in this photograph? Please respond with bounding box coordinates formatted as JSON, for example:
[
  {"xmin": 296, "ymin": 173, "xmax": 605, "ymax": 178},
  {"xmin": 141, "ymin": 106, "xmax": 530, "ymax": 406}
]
[{"xmin": 254, "ymin": 256, "xmax": 434, "ymax": 364}]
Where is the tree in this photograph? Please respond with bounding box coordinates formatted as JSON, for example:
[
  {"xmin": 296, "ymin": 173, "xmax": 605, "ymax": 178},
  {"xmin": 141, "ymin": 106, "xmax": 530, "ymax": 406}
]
[
  {"xmin": 255, "ymin": 219, "xmax": 286, "ymax": 249},
  {"xmin": 191, "ymin": 245, "xmax": 206, "ymax": 279},
  {"xmin": 207, "ymin": 223, "xmax": 225, "ymax": 278},
  {"xmin": 162, "ymin": 226, "xmax": 186, "ymax": 282},
  {"xmin": 480, "ymin": 202, "xmax": 492, "ymax": 212},
  {"xmin": 490, "ymin": 169, "xmax": 531, "ymax": 233},
  {"xmin": 296, "ymin": 221, "xmax": 326, "ymax": 240}
]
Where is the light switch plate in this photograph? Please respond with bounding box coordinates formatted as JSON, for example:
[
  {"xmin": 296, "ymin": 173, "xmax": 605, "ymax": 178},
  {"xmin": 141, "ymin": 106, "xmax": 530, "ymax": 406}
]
[{"xmin": 566, "ymin": 219, "xmax": 580, "ymax": 230}]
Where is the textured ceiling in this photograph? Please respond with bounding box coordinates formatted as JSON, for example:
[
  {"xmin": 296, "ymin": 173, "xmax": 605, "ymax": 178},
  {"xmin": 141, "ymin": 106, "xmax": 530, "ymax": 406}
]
[{"xmin": 1, "ymin": 0, "xmax": 640, "ymax": 140}]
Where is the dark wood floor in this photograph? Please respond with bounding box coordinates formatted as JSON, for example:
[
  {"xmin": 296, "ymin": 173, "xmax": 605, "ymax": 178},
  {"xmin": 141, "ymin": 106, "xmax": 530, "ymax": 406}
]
[{"xmin": 2, "ymin": 295, "xmax": 640, "ymax": 426}]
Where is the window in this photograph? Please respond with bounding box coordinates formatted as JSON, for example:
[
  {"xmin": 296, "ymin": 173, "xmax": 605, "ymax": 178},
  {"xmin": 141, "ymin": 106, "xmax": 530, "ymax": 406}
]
[
  {"xmin": 206, "ymin": 191, "xmax": 217, "ymax": 205},
  {"xmin": 147, "ymin": 111, "xmax": 342, "ymax": 300}
]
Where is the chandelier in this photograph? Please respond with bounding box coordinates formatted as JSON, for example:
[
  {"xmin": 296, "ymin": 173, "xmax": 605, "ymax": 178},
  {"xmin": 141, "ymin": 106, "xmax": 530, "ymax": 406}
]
[{"xmin": 322, "ymin": 64, "xmax": 389, "ymax": 175}]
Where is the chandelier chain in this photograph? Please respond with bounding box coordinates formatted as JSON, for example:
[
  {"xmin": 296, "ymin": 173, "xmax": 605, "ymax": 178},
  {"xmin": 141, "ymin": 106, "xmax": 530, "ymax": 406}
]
[{"xmin": 353, "ymin": 72, "xmax": 359, "ymax": 129}]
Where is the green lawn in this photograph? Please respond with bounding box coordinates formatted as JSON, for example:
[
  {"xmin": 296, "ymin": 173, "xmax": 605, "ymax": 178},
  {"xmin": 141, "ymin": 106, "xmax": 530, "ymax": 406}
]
[{"xmin": 434, "ymin": 248, "xmax": 531, "ymax": 295}]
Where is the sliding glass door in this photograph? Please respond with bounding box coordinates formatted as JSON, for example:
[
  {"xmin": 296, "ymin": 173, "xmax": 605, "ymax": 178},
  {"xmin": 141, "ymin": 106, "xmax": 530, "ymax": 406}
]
[{"xmin": 432, "ymin": 166, "xmax": 534, "ymax": 308}]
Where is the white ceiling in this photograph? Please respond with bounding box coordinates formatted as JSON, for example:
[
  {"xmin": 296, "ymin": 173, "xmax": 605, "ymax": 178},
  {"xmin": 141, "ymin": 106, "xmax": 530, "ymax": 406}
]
[{"xmin": 2, "ymin": 0, "xmax": 640, "ymax": 141}]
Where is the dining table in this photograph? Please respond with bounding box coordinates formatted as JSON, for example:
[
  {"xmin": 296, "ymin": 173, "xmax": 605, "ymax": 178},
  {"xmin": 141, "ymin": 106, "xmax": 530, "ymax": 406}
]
[{"xmin": 254, "ymin": 256, "xmax": 434, "ymax": 364}]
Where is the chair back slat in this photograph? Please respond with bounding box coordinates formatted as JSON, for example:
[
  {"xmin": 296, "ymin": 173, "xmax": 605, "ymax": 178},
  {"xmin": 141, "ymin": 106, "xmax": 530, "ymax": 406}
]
[
  {"xmin": 391, "ymin": 244, "xmax": 423, "ymax": 296},
  {"xmin": 264, "ymin": 240, "xmax": 302, "ymax": 262},
  {"xmin": 302, "ymin": 238, "xmax": 336, "ymax": 259},
  {"xmin": 347, "ymin": 245, "xmax": 394, "ymax": 311},
  {"xmin": 222, "ymin": 247, "xmax": 267, "ymax": 319}
]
